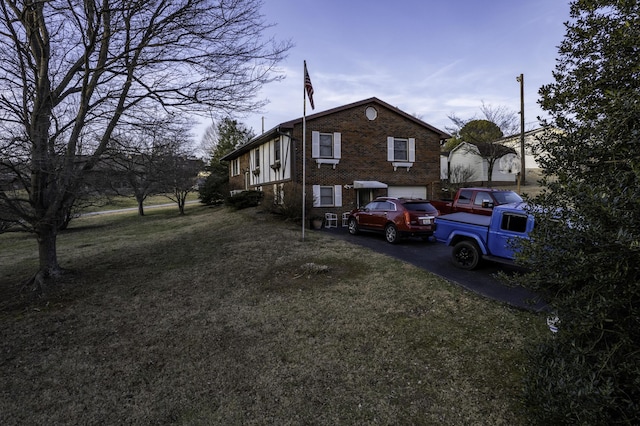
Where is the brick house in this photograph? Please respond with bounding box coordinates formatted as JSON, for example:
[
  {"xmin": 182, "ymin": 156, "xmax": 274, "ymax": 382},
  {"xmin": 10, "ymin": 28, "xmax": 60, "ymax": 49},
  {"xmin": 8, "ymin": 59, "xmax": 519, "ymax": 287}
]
[{"xmin": 221, "ymin": 97, "xmax": 449, "ymax": 219}]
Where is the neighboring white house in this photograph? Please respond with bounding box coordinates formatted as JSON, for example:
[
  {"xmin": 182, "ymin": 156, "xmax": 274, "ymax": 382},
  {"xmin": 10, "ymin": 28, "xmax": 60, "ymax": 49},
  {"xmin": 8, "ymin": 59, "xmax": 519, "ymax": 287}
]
[
  {"xmin": 441, "ymin": 127, "xmax": 548, "ymax": 185},
  {"xmin": 500, "ymin": 128, "xmax": 548, "ymax": 171},
  {"xmin": 443, "ymin": 141, "xmax": 519, "ymax": 184}
]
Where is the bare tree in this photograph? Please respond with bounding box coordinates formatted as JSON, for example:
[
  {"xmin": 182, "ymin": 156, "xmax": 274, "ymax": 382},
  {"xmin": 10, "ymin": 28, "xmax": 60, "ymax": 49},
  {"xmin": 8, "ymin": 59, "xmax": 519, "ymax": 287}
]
[
  {"xmin": 103, "ymin": 148, "xmax": 162, "ymax": 217},
  {"xmin": 150, "ymin": 125, "xmax": 204, "ymax": 215},
  {"xmin": 161, "ymin": 153, "xmax": 204, "ymax": 215},
  {"xmin": 449, "ymin": 164, "xmax": 476, "ymax": 187},
  {"xmin": 446, "ymin": 102, "xmax": 520, "ymax": 140},
  {"xmin": 0, "ymin": 0, "xmax": 291, "ymax": 288},
  {"xmin": 105, "ymin": 114, "xmax": 194, "ymax": 216}
]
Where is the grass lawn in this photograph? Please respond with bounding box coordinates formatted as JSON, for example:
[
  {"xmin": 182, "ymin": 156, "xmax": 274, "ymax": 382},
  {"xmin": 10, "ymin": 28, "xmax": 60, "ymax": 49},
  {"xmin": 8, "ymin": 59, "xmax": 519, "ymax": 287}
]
[{"xmin": 0, "ymin": 204, "xmax": 547, "ymax": 425}]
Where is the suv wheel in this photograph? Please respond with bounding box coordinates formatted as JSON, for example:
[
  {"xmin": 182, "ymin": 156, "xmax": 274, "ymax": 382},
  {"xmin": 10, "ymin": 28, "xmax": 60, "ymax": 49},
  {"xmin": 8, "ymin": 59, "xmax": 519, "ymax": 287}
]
[
  {"xmin": 385, "ymin": 223, "xmax": 398, "ymax": 244},
  {"xmin": 348, "ymin": 217, "xmax": 359, "ymax": 235}
]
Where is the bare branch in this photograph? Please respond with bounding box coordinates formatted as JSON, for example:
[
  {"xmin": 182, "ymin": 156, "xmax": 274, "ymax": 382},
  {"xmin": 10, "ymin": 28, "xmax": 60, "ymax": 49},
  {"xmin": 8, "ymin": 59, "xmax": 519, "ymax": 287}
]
[{"xmin": 0, "ymin": 0, "xmax": 291, "ymax": 277}]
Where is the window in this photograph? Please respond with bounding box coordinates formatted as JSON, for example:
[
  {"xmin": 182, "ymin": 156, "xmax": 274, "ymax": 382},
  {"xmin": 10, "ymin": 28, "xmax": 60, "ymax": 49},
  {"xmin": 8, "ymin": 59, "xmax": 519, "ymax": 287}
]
[
  {"xmin": 273, "ymin": 183, "xmax": 284, "ymax": 205},
  {"xmin": 493, "ymin": 191, "xmax": 523, "ymax": 204},
  {"xmin": 231, "ymin": 159, "xmax": 240, "ymax": 176},
  {"xmin": 501, "ymin": 213, "xmax": 528, "ymax": 233},
  {"xmin": 394, "ymin": 138, "xmax": 408, "ymax": 161},
  {"xmin": 474, "ymin": 192, "xmax": 493, "ymax": 206},
  {"xmin": 311, "ymin": 131, "xmax": 341, "ymax": 166},
  {"xmin": 274, "ymin": 141, "xmax": 281, "ymax": 162},
  {"xmin": 364, "ymin": 201, "xmax": 378, "ymax": 211},
  {"xmin": 320, "ymin": 186, "xmax": 334, "ymax": 205},
  {"xmin": 319, "ymin": 133, "xmax": 333, "ymax": 157},
  {"xmin": 312, "ymin": 185, "xmax": 343, "ymax": 207},
  {"xmin": 387, "ymin": 137, "xmax": 416, "ymax": 167},
  {"xmin": 379, "ymin": 201, "xmax": 396, "ymax": 211},
  {"xmin": 254, "ymin": 148, "xmax": 260, "ymax": 168},
  {"xmin": 364, "ymin": 201, "xmax": 396, "ymax": 211},
  {"xmin": 404, "ymin": 202, "xmax": 437, "ymax": 213},
  {"xmin": 457, "ymin": 190, "xmax": 472, "ymax": 205}
]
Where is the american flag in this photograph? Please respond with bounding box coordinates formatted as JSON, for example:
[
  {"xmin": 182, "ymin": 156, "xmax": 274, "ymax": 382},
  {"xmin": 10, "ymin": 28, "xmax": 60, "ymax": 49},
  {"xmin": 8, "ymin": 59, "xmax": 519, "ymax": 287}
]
[{"xmin": 304, "ymin": 61, "xmax": 314, "ymax": 110}]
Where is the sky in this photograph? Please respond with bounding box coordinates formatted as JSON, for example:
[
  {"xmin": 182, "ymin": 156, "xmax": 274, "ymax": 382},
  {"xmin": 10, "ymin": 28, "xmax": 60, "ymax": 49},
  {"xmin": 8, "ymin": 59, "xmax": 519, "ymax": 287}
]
[{"xmin": 196, "ymin": 0, "xmax": 571, "ymax": 141}]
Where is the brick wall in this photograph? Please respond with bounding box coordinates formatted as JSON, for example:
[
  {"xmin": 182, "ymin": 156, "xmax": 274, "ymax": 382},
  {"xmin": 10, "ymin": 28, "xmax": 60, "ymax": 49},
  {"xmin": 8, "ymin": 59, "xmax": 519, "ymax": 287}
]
[{"xmin": 291, "ymin": 101, "xmax": 442, "ymax": 215}]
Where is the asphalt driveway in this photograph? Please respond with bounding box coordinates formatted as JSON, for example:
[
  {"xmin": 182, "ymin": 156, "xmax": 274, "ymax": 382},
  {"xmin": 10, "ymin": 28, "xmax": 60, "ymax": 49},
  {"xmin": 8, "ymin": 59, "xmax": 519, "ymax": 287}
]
[{"xmin": 321, "ymin": 225, "xmax": 548, "ymax": 312}]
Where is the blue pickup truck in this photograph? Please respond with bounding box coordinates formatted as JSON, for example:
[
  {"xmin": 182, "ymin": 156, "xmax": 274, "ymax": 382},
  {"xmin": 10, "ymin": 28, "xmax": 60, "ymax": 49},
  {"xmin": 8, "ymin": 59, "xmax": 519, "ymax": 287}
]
[{"xmin": 433, "ymin": 203, "xmax": 533, "ymax": 270}]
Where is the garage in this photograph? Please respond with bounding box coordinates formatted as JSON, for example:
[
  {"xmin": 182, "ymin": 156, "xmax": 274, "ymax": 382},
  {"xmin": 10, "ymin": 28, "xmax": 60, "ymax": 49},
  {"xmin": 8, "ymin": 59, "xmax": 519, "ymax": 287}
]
[{"xmin": 387, "ymin": 186, "xmax": 427, "ymax": 199}]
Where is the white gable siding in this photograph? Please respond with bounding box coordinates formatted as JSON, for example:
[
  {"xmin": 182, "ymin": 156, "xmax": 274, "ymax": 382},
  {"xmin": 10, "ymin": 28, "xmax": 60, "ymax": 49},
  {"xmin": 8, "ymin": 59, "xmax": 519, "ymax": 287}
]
[
  {"xmin": 440, "ymin": 156, "xmax": 449, "ymax": 180},
  {"xmin": 250, "ymin": 136, "xmax": 292, "ymax": 185}
]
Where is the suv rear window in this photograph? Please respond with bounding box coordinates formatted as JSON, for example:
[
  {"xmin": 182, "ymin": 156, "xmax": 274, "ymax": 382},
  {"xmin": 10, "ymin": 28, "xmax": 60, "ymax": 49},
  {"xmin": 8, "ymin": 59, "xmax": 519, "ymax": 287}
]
[{"xmin": 403, "ymin": 202, "xmax": 437, "ymax": 212}]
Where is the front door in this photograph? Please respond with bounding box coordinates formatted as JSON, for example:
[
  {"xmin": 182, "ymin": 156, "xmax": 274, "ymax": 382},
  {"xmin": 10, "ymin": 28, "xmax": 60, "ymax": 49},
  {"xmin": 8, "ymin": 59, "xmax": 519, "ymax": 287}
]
[{"xmin": 357, "ymin": 189, "xmax": 374, "ymax": 208}]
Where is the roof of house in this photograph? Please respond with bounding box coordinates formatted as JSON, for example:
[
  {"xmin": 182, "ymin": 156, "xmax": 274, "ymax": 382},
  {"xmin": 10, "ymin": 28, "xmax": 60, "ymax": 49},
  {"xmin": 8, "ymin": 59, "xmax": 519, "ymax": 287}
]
[
  {"xmin": 475, "ymin": 141, "xmax": 517, "ymax": 157},
  {"xmin": 500, "ymin": 127, "xmax": 547, "ymax": 142},
  {"xmin": 221, "ymin": 97, "xmax": 450, "ymax": 161},
  {"xmin": 279, "ymin": 97, "xmax": 449, "ymax": 138},
  {"xmin": 450, "ymin": 141, "xmax": 517, "ymax": 157}
]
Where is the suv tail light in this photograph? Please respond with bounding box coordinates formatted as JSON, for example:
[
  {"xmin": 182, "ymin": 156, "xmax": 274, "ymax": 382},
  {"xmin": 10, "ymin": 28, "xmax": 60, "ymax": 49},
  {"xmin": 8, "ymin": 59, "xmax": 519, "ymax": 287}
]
[{"xmin": 403, "ymin": 211, "xmax": 411, "ymax": 226}]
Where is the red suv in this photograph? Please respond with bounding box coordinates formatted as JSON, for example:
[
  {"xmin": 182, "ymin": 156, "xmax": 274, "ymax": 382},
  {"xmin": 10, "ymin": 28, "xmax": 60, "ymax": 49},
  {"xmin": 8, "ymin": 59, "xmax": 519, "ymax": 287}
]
[{"xmin": 347, "ymin": 197, "xmax": 439, "ymax": 243}]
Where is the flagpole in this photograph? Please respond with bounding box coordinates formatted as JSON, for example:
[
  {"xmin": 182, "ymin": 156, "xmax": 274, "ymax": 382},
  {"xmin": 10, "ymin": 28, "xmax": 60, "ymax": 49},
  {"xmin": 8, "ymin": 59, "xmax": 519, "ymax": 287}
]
[
  {"xmin": 302, "ymin": 60, "xmax": 315, "ymax": 241},
  {"xmin": 302, "ymin": 61, "xmax": 307, "ymax": 241}
]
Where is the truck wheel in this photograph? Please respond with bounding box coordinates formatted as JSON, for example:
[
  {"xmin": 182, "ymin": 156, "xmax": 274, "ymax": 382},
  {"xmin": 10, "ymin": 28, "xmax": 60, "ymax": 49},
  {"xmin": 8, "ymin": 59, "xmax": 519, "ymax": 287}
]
[
  {"xmin": 348, "ymin": 217, "xmax": 359, "ymax": 235},
  {"xmin": 385, "ymin": 224, "xmax": 399, "ymax": 244},
  {"xmin": 452, "ymin": 241, "xmax": 481, "ymax": 270}
]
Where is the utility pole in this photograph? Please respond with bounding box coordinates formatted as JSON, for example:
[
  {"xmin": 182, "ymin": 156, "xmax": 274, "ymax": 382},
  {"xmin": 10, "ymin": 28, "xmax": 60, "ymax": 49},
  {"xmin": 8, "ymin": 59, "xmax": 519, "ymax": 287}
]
[{"xmin": 516, "ymin": 73, "xmax": 526, "ymax": 185}]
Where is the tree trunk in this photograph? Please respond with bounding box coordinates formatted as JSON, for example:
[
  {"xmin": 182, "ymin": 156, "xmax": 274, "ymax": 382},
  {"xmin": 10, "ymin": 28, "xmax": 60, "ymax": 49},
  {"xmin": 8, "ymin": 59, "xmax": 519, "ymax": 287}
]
[
  {"xmin": 178, "ymin": 196, "xmax": 186, "ymax": 215},
  {"xmin": 486, "ymin": 159, "xmax": 495, "ymax": 187},
  {"xmin": 132, "ymin": 191, "xmax": 148, "ymax": 216},
  {"xmin": 36, "ymin": 223, "xmax": 62, "ymax": 279}
]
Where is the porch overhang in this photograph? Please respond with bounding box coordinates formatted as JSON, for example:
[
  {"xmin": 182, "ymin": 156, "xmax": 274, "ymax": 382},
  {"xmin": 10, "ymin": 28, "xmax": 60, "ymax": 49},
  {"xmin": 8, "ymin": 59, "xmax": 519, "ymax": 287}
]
[{"xmin": 353, "ymin": 180, "xmax": 388, "ymax": 189}]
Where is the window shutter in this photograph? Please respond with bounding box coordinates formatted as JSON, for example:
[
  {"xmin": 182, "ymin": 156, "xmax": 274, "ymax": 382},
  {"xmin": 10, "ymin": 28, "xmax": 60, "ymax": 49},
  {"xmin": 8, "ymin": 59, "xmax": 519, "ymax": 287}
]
[
  {"xmin": 334, "ymin": 133, "xmax": 341, "ymax": 159},
  {"xmin": 312, "ymin": 185, "xmax": 320, "ymax": 207},
  {"xmin": 312, "ymin": 131, "xmax": 320, "ymax": 158},
  {"xmin": 387, "ymin": 137, "xmax": 394, "ymax": 161},
  {"xmin": 409, "ymin": 138, "xmax": 416, "ymax": 162},
  {"xmin": 334, "ymin": 185, "xmax": 342, "ymax": 207}
]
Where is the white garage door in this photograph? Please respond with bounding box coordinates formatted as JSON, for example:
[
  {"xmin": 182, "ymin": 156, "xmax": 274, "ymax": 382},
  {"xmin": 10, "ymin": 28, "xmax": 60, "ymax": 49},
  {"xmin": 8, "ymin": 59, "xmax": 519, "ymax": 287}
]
[{"xmin": 387, "ymin": 186, "xmax": 427, "ymax": 199}]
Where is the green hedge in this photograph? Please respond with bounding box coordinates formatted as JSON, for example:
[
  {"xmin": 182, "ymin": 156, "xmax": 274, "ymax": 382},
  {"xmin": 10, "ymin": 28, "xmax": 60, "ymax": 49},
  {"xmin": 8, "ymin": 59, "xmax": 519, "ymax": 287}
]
[{"xmin": 225, "ymin": 190, "xmax": 264, "ymax": 210}]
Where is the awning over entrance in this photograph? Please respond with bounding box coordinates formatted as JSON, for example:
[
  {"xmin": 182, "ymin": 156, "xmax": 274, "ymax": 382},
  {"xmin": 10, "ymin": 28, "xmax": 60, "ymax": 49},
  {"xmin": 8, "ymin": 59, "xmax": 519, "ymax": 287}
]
[{"xmin": 353, "ymin": 180, "xmax": 388, "ymax": 189}]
